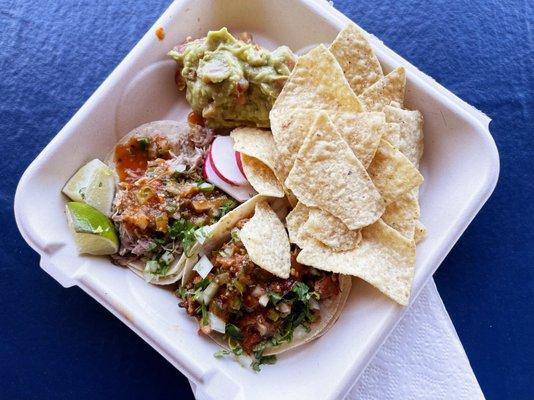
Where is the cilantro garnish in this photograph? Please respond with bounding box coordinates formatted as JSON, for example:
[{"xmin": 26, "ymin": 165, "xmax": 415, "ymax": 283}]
[
  {"xmin": 137, "ymin": 138, "xmax": 149, "ymax": 150},
  {"xmin": 218, "ymin": 199, "xmax": 237, "ymax": 218},
  {"xmin": 225, "ymin": 323, "xmax": 242, "ymax": 341}
]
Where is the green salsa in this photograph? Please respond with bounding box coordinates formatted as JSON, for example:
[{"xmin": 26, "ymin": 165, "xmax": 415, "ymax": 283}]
[{"xmin": 169, "ymin": 28, "xmax": 296, "ymax": 128}]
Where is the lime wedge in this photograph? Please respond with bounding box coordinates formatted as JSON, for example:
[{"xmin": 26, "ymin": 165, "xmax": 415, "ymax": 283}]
[
  {"xmin": 62, "ymin": 159, "xmax": 115, "ymax": 215},
  {"xmin": 66, "ymin": 202, "xmax": 119, "ymax": 255}
]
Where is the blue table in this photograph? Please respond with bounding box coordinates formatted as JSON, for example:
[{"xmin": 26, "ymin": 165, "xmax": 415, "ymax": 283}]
[{"xmin": 1, "ymin": 1, "xmax": 532, "ymax": 398}]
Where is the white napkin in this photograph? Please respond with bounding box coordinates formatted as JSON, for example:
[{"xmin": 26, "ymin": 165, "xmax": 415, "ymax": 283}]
[
  {"xmin": 347, "ymin": 279, "xmax": 484, "ymax": 400},
  {"xmin": 189, "ymin": 279, "xmax": 484, "ymax": 400}
]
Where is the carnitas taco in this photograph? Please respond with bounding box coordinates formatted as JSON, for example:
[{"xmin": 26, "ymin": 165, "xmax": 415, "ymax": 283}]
[
  {"xmin": 107, "ymin": 120, "xmax": 239, "ymax": 284},
  {"xmin": 176, "ymin": 196, "xmax": 351, "ymax": 369}
]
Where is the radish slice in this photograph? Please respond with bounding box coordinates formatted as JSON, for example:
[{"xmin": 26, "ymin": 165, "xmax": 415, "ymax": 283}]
[
  {"xmin": 203, "ymin": 155, "xmax": 256, "ymax": 202},
  {"xmin": 209, "ymin": 136, "xmax": 248, "ymax": 186},
  {"xmin": 235, "ymin": 151, "xmax": 246, "ymax": 177}
]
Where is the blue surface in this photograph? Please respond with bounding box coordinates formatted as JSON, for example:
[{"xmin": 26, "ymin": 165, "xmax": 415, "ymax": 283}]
[{"xmin": 1, "ymin": 0, "xmax": 532, "ymax": 399}]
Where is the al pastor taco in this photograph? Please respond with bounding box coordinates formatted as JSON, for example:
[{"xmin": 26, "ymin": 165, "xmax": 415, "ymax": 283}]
[{"xmin": 176, "ymin": 196, "xmax": 351, "ymax": 369}]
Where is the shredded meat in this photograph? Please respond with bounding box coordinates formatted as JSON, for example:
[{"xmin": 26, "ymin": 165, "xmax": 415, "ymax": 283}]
[
  {"xmin": 110, "ymin": 123, "xmax": 231, "ymax": 267},
  {"xmin": 314, "ymin": 275, "xmax": 340, "ymax": 300}
]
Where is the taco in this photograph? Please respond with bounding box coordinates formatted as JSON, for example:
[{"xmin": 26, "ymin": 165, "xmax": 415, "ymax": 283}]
[
  {"xmin": 176, "ymin": 196, "xmax": 351, "ymax": 369},
  {"xmin": 107, "ymin": 120, "xmax": 239, "ymax": 284}
]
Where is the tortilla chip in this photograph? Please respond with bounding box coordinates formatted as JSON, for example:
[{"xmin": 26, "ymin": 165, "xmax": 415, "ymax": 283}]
[
  {"xmin": 230, "ymin": 127, "xmax": 277, "ymax": 170},
  {"xmin": 414, "ymin": 220, "xmax": 427, "ymax": 243},
  {"xmin": 297, "ymin": 219, "xmax": 416, "ymax": 305},
  {"xmin": 285, "ymin": 202, "xmax": 309, "ymax": 245},
  {"xmin": 330, "ymin": 23, "xmax": 383, "ymax": 94},
  {"xmin": 383, "ymin": 105, "xmax": 424, "ymax": 167},
  {"xmin": 379, "ymin": 122, "xmax": 401, "ymax": 149},
  {"xmin": 270, "ymin": 108, "xmax": 317, "ymax": 181},
  {"xmin": 240, "ymin": 201, "xmax": 291, "ymax": 279},
  {"xmin": 367, "ymin": 139, "xmax": 423, "ymax": 205},
  {"xmin": 271, "ymin": 109, "xmax": 385, "ymax": 180},
  {"xmin": 241, "ymin": 154, "xmax": 284, "ymax": 198},
  {"xmin": 272, "ymin": 44, "xmax": 363, "ymax": 112},
  {"xmin": 360, "ymin": 67, "xmax": 406, "ymax": 111},
  {"xmin": 302, "ymin": 208, "xmax": 362, "ymax": 251},
  {"xmin": 285, "ymin": 112, "xmax": 384, "ymax": 230},
  {"xmin": 332, "ymin": 111, "xmax": 385, "ymax": 168},
  {"xmin": 382, "ymin": 190, "xmax": 420, "ymax": 239}
]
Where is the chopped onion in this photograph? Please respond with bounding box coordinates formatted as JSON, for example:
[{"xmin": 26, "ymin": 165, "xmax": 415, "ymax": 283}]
[
  {"xmin": 167, "ymin": 158, "xmax": 187, "ymax": 174},
  {"xmin": 193, "ymin": 255, "xmax": 214, "ymax": 279},
  {"xmin": 251, "ymin": 286, "xmax": 265, "ymax": 297},
  {"xmin": 277, "ymin": 302, "xmax": 291, "ymax": 315},
  {"xmin": 198, "ymin": 182, "xmax": 215, "ymax": 192},
  {"xmin": 160, "ymin": 251, "xmax": 174, "ymax": 265},
  {"xmin": 293, "ymin": 325, "xmax": 308, "ymax": 340},
  {"xmin": 174, "ymin": 163, "xmax": 187, "ymax": 173},
  {"xmin": 259, "ymin": 294, "xmax": 269, "ymax": 307},
  {"xmin": 144, "ymin": 260, "xmax": 159, "ymax": 273},
  {"xmin": 202, "ymin": 281, "xmax": 220, "ymax": 305},
  {"xmin": 309, "ymin": 298, "xmax": 320, "ymax": 310},
  {"xmin": 208, "ymin": 312, "xmax": 226, "ymax": 333},
  {"xmin": 194, "ymin": 225, "xmax": 213, "ymax": 244}
]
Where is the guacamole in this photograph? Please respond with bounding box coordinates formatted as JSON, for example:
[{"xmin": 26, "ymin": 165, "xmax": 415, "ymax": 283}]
[{"xmin": 169, "ymin": 28, "xmax": 296, "ymax": 128}]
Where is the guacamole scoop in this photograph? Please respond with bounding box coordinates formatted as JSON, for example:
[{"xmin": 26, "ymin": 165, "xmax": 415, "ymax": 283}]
[{"xmin": 169, "ymin": 28, "xmax": 296, "ymax": 128}]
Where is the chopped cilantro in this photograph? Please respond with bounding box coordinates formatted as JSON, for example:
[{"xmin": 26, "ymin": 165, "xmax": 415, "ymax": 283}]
[
  {"xmin": 218, "ymin": 199, "xmax": 236, "ymax": 218},
  {"xmin": 182, "ymin": 228, "xmax": 197, "ymax": 257},
  {"xmin": 251, "ymin": 342, "xmax": 277, "ymax": 371},
  {"xmin": 195, "ymin": 277, "xmax": 211, "ymax": 290},
  {"xmin": 230, "ymin": 228, "xmax": 240, "ymax": 243},
  {"xmin": 200, "ymin": 303, "xmax": 209, "ymax": 326},
  {"xmin": 251, "ymin": 355, "xmax": 277, "ymax": 371},
  {"xmin": 147, "ymin": 241, "xmax": 158, "ymax": 252},
  {"xmin": 137, "ymin": 138, "xmax": 149, "ymax": 150},
  {"xmin": 175, "ymin": 286, "xmax": 187, "ymax": 298},
  {"xmin": 291, "ymin": 282, "xmax": 310, "ymax": 301},
  {"xmin": 227, "ymin": 338, "xmax": 244, "ymax": 356},
  {"xmin": 168, "ymin": 219, "xmax": 197, "ymax": 256},
  {"xmin": 225, "ymin": 323, "xmax": 242, "ymax": 341},
  {"xmin": 214, "ymin": 349, "xmax": 231, "ymax": 358},
  {"xmin": 168, "ymin": 218, "xmax": 195, "ymax": 239},
  {"xmin": 268, "ymin": 291, "xmax": 283, "ymax": 305}
]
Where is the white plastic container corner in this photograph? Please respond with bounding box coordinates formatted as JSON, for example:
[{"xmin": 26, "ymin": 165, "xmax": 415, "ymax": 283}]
[{"xmin": 14, "ymin": 1, "xmax": 499, "ymax": 399}]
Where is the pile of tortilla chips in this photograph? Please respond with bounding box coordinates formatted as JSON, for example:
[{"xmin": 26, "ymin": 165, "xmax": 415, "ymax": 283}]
[{"xmin": 230, "ymin": 23, "xmax": 426, "ymax": 305}]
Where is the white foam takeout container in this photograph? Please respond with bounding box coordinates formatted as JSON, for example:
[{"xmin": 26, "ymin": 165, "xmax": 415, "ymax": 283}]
[{"xmin": 14, "ymin": 0, "xmax": 499, "ymax": 399}]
